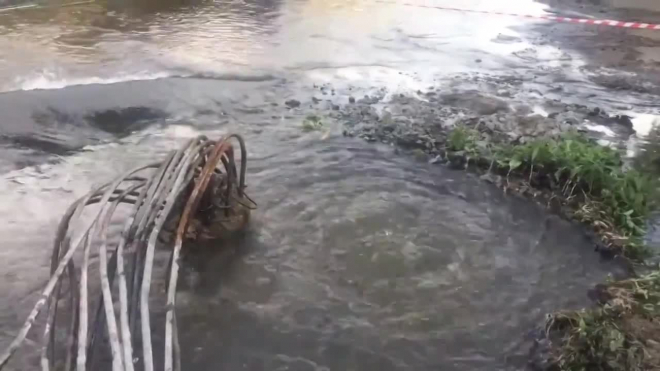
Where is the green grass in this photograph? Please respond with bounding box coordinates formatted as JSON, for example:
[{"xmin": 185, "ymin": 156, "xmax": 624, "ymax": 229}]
[
  {"xmin": 445, "ymin": 130, "xmax": 657, "ymax": 258},
  {"xmin": 499, "ymin": 135, "xmax": 659, "ymax": 370},
  {"xmin": 548, "ymin": 271, "xmax": 660, "ymax": 371},
  {"xmin": 501, "ymin": 134, "xmax": 655, "ymax": 256},
  {"xmin": 548, "ymin": 307, "xmax": 645, "ymax": 371},
  {"xmin": 443, "ymin": 128, "xmax": 660, "ymax": 370},
  {"xmin": 447, "ymin": 125, "xmax": 479, "ymax": 154},
  {"xmin": 301, "ymin": 115, "xmax": 324, "ymax": 132}
]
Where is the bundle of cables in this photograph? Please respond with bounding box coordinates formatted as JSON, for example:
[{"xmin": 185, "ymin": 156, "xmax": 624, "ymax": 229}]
[{"xmin": 0, "ymin": 134, "xmax": 256, "ymax": 371}]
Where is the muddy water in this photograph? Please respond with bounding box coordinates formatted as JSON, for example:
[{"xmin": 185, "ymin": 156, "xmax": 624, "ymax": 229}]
[
  {"xmin": 176, "ymin": 137, "xmax": 627, "ymax": 371},
  {"xmin": 0, "ymin": 0, "xmax": 644, "ymax": 370},
  {"xmin": 0, "ymin": 0, "xmax": 552, "ymax": 92},
  {"xmin": 0, "ymin": 79, "xmax": 627, "ymax": 370}
]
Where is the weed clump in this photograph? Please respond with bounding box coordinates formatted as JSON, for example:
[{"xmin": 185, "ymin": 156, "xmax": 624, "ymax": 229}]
[
  {"xmin": 302, "ymin": 115, "xmax": 324, "ymax": 132},
  {"xmin": 447, "ymin": 126, "xmax": 479, "ymax": 154},
  {"xmin": 548, "ymin": 271, "xmax": 660, "ymax": 371}
]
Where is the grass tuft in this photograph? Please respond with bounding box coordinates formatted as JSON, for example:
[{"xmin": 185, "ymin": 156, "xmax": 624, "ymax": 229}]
[
  {"xmin": 447, "ymin": 125, "xmax": 479, "ymax": 154},
  {"xmin": 302, "ymin": 115, "xmax": 324, "ymax": 132},
  {"xmin": 548, "ymin": 271, "xmax": 660, "ymax": 371}
]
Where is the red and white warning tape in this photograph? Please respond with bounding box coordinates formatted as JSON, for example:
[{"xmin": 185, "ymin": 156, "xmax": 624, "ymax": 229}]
[
  {"xmin": 375, "ymin": 1, "xmax": 660, "ymax": 30},
  {"xmin": 540, "ymin": 15, "xmax": 660, "ymax": 30}
]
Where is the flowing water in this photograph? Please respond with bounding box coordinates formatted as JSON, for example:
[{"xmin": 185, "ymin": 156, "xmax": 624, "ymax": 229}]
[{"xmin": 0, "ymin": 0, "xmax": 637, "ymax": 370}]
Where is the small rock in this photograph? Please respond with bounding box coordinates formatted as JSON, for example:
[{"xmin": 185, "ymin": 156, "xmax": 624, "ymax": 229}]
[
  {"xmin": 312, "ymin": 97, "xmax": 321, "ymax": 104},
  {"xmin": 480, "ymin": 173, "xmax": 500, "ymax": 184},
  {"xmin": 285, "ymin": 99, "xmax": 301, "ymax": 108},
  {"xmin": 429, "ymin": 155, "xmax": 445, "ymax": 164},
  {"xmin": 613, "ymin": 115, "xmax": 633, "ymax": 129},
  {"xmin": 475, "ymin": 58, "xmax": 482, "ymax": 63},
  {"xmin": 588, "ymin": 107, "xmax": 602, "ymax": 116},
  {"xmin": 332, "ymin": 104, "xmax": 340, "ymax": 111},
  {"xmin": 557, "ymin": 123, "xmax": 570, "ymax": 132},
  {"xmin": 507, "ymin": 131, "xmax": 521, "ymax": 141},
  {"xmin": 484, "ymin": 118, "xmax": 496, "ymax": 131},
  {"xmin": 349, "ymin": 96, "xmax": 356, "ymax": 104}
]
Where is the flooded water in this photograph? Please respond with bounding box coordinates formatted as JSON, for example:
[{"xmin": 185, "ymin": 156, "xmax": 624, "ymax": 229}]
[
  {"xmin": 0, "ymin": 80, "xmax": 628, "ymax": 370},
  {"xmin": 176, "ymin": 135, "xmax": 627, "ymax": 371},
  {"xmin": 0, "ymin": 0, "xmax": 646, "ymax": 370},
  {"xmin": 0, "ymin": 0, "xmax": 553, "ymax": 92}
]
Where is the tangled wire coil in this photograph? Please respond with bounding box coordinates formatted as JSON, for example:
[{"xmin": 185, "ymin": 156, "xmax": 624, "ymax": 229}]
[{"xmin": 0, "ymin": 134, "xmax": 255, "ymax": 371}]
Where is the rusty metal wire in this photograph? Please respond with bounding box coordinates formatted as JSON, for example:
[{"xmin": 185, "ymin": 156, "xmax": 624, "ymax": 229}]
[{"xmin": 0, "ymin": 134, "xmax": 255, "ymax": 371}]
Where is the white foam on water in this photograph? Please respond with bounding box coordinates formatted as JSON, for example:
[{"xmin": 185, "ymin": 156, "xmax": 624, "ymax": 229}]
[
  {"xmin": 9, "ymin": 70, "xmax": 175, "ymax": 92},
  {"xmin": 532, "ymin": 106, "xmax": 549, "ymax": 117},
  {"xmin": 585, "ymin": 123, "xmax": 617, "ymax": 137},
  {"xmin": 631, "ymin": 113, "xmax": 660, "ymax": 137},
  {"xmin": 0, "ymin": 130, "xmax": 200, "ymax": 233}
]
